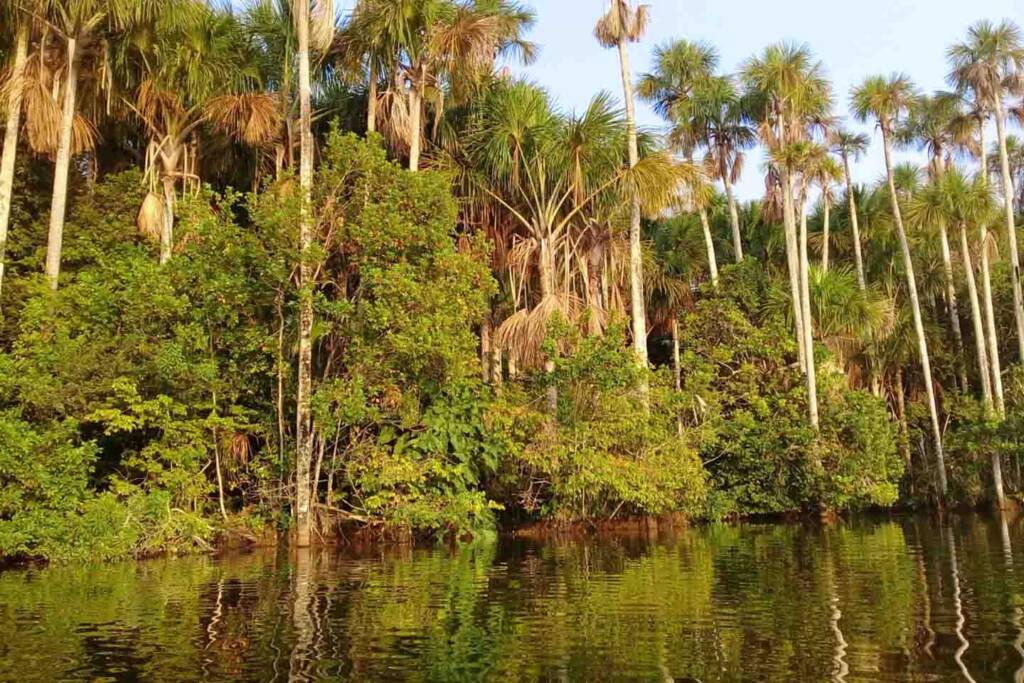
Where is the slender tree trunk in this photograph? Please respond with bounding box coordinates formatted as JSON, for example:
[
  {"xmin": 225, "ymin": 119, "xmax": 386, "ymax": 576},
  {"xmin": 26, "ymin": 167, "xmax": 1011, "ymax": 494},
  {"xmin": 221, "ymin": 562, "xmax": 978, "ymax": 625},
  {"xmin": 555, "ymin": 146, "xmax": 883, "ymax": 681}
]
[
  {"xmin": 698, "ymin": 208, "xmax": 719, "ymax": 287},
  {"xmin": 481, "ymin": 319, "xmax": 492, "ymax": 383},
  {"xmin": 616, "ymin": 37, "xmax": 648, "ymax": 373},
  {"xmin": 960, "ymin": 223, "xmax": 993, "ymax": 410},
  {"xmin": 822, "ymin": 195, "xmax": 831, "ymax": 272},
  {"xmin": 799, "ymin": 190, "xmax": 819, "ymax": 428},
  {"xmin": 295, "ymin": 0, "xmax": 314, "ymax": 548},
  {"xmin": 781, "ymin": 166, "xmax": 808, "ymax": 373},
  {"xmin": 882, "ymin": 128, "xmax": 947, "ymax": 499},
  {"xmin": 408, "ymin": 84, "xmax": 422, "ymax": 172},
  {"xmin": 894, "ymin": 368, "xmax": 912, "ymax": 491},
  {"xmin": 993, "ymin": 95, "xmax": 1024, "ymax": 362},
  {"xmin": 722, "ymin": 171, "xmax": 743, "ymax": 262},
  {"xmin": 980, "ymin": 125, "xmax": 1006, "ymax": 416},
  {"xmin": 939, "ymin": 224, "xmax": 968, "ymax": 389},
  {"xmin": 45, "ymin": 35, "xmax": 79, "ymax": 290},
  {"xmin": 672, "ymin": 314, "xmax": 682, "ymax": 437},
  {"xmin": 366, "ymin": 61, "xmax": 378, "ymax": 134},
  {"xmin": 539, "ymin": 234, "xmax": 557, "ymax": 414},
  {"xmin": 0, "ymin": 23, "xmax": 29, "ymax": 305},
  {"xmin": 842, "ymin": 155, "xmax": 866, "ymax": 291}
]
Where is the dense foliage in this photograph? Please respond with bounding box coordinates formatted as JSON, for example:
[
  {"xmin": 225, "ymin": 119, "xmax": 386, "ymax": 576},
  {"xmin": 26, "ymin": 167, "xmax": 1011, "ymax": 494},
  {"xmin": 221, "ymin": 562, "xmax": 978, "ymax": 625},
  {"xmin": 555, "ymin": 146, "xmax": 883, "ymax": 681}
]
[{"xmin": 2, "ymin": 0, "xmax": 1024, "ymax": 562}]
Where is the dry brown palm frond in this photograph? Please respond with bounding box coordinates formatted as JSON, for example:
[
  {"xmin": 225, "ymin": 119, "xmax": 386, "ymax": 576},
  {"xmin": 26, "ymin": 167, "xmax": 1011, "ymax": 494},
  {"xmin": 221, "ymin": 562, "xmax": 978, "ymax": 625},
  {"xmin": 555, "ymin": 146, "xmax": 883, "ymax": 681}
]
[
  {"xmin": 594, "ymin": 1, "xmax": 649, "ymax": 47},
  {"xmin": 225, "ymin": 431, "xmax": 252, "ymax": 467},
  {"xmin": 508, "ymin": 235, "xmax": 538, "ymax": 272},
  {"xmin": 22, "ymin": 71, "xmax": 97, "ymax": 155},
  {"xmin": 136, "ymin": 192, "xmax": 163, "ymax": 241},
  {"xmin": 431, "ymin": 11, "xmax": 504, "ymax": 80},
  {"xmin": 137, "ymin": 79, "xmax": 183, "ymax": 132},
  {"xmin": 205, "ymin": 92, "xmax": 281, "ymax": 146},
  {"xmin": 377, "ymin": 85, "xmax": 411, "ymax": 155},
  {"xmin": 311, "ymin": 0, "xmax": 336, "ymax": 54},
  {"xmin": 497, "ymin": 293, "xmax": 580, "ymax": 368}
]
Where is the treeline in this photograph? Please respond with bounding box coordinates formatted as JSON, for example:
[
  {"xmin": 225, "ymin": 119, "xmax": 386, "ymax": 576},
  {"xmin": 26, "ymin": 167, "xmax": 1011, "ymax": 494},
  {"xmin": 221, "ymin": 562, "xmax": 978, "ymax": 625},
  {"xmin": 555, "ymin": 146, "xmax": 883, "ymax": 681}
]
[{"xmin": 0, "ymin": 0, "xmax": 1021, "ymax": 561}]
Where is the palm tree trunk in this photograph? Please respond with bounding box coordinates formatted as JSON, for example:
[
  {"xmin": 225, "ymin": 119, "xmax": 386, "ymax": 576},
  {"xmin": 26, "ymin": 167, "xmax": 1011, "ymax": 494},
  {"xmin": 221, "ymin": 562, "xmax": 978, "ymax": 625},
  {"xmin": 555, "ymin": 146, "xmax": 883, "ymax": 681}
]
[
  {"xmin": 616, "ymin": 37, "xmax": 648, "ymax": 372},
  {"xmin": 672, "ymin": 314, "xmax": 682, "ymax": 437},
  {"xmin": 295, "ymin": 0, "xmax": 314, "ymax": 548},
  {"xmin": 0, "ymin": 23, "xmax": 29, "ymax": 305},
  {"xmin": 481, "ymin": 319, "xmax": 492, "ymax": 383},
  {"xmin": 960, "ymin": 223, "xmax": 993, "ymax": 410},
  {"xmin": 781, "ymin": 166, "xmax": 808, "ymax": 373},
  {"xmin": 939, "ymin": 224, "xmax": 967, "ymax": 389},
  {"xmin": 799, "ymin": 191, "xmax": 819, "ymax": 428},
  {"xmin": 722, "ymin": 171, "xmax": 743, "ymax": 262},
  {"xmin": 366, "ymin": 61, "xmax": 378, "ymax": 134},
  {"xmin": 539, "ymin": 234, "xmax": 557, "ymax": 414},
  {"xmin": 698, "ymin": 208, "xmax": 719, "ymax": 287},
  {"xmin": 408, "ymin": 84, "xmax": 422, "ymax": 172},
  {"xmin": 993, "ymin": 95, "xmax": 1024, "ymax": 362},
  {"xmin": 881, "ymin": 128, "xmax": 947, "ymax": 499},
  {"xmin": 980, "ymin": 125, "xmax": 1006, "ymax": 415},
  {"xmin": 822, "ymin": 195, "xmax": 831, "ymax": 271},
  {"xmin": 842, "ymin": 155, "xmax": 866, "ymax": 291},
  {"xmin": 44, "ymin": 35, "xmax": 79, "ymax": 290}
]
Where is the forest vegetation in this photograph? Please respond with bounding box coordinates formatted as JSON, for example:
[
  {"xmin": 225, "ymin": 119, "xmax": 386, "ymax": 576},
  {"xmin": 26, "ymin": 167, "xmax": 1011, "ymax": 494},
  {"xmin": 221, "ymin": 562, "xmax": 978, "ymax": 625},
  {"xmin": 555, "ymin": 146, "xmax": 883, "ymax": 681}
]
[{"xmin": 2, "ymin": 0, "xmax": 1024, "ymax": 562}]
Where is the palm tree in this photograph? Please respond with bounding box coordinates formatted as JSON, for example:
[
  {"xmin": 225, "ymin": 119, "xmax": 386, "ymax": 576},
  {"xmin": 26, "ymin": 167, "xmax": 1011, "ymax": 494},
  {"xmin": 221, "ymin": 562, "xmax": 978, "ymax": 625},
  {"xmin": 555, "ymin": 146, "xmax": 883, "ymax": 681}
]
[
  {"xmin": 694, "ymin": 75, "xmax": 756, "ymax": 263},
  {"xmin": 949, "ymin": 19, "xmax": 1024, "ymax": 363},
  {"xmin": 38, "ymin": 0, "xmax": 171, "ymax": 288},
  {"xmin": 900, "ymin": 93, "xmax": 968, "ymax": 389},
  {"xmin": 0, "ymin": 4, "xmax": 32, "ymax": 304},
  {"xmin": 128, "ymin": 6, "xmax": 279, "ymax": 263},
  {"xmin": 831, "ymin": 129, "xmax": 870, "ymax": 290},
  {"xmin": 293, "ymin": 0, "xmax": 334, "ymax": 547},
  {"xmin": 637, "ymin": 39, "xmax": 720, "ymax": 286},
  {"xmin": 807, "ymin": 153, "xmax": 842, "ymax": 271},
  {"xmin": 595, "ymin": 0, "xmax": 650, "ymax": 373},
  {"xmin": 742, "ymin": 43, "xmax": 832, "ymax": 428},
  {"xmin": 852, "ymin": 73, "xmax": 948, "ymax": 499}
]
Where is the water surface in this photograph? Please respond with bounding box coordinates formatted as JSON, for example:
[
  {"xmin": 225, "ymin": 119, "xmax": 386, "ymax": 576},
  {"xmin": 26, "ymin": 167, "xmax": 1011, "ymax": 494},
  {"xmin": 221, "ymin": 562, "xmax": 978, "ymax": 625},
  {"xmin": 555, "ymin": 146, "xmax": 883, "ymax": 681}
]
[{"xmin": 3, "ymin": 515, "xmax": 1024, "ymax": 681}]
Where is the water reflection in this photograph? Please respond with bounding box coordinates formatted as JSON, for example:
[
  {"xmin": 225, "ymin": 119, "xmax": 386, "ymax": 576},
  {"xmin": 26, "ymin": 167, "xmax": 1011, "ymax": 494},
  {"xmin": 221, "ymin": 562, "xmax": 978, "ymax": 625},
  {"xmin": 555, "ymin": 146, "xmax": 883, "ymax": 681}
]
[{"xmin": 5, "ymin": 516, "xmax": 1024, "ymax": 680}]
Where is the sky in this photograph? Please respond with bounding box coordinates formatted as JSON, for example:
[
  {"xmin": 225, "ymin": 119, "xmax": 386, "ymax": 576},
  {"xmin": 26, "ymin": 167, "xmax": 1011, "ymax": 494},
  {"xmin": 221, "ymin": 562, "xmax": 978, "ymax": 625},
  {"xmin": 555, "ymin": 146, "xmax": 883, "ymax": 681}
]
[
  {"xmin": 246, "ymin": 0, "xmax": 1024, "ymax": 200},
  {"xmin": 511, "ymin": 0, "xmax": 1024, "ymax": 200}
]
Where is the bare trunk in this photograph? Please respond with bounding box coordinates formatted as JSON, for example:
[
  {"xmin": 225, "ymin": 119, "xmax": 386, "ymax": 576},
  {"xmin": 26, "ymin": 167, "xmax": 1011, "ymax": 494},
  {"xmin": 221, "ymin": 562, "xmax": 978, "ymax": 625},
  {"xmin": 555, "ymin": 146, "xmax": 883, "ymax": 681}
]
[
  {"xmin": 295, "ymin": 0, "xmax": 314, "ymax": 548},
  {"xmin": 822, "ymin": 195, "xmax": 831, "ymax": 272},
  {"xmin": 617, "ymin": 38, "xmax": 648, "ymax": 374},
  {"xmin": 45, "ymin": 35, "xmax": 79, "ymax": 290},
  {"xmin": 408, "ymin": 85, "xmax": 421, "ymax": 172},
  {"xmin": 980, "ymin": 125, "xmax": 1006, "ymax": 416},
  {"xmin": 781, "ymin": 166, "xmax": 808, "ymax": 373},
  {"xmin": 722, "ymin": 171, "xmax": 743, "ymax": 262},
  {"xmin": 539, "ymin": 235, "xmax": 557, "ymax": 414},
  {"xmin": 882, "ymin": 129, "xmax": 947, "ymax": 498},
  {"xmin": 939, "ymin": 224, "xmax": 967, "ymax": 389},
  {"xmin": 0, "ymin": 24, "xmax": 29, "ymax": 305},
  {"xmin": 481, "ymin": 319, "xmax": 492, "ymax": 383},
  {"xmin": 895, "ymin": 368, "xmax": 912, "ymax": 489},
  {"xmin": 799, "ymin": 191, "xmax": 819, "ymax": 428},
  {"xmin": 698, "ymin": 208, "xmax": 719, "ymax": 287},
  {"xmin": 366, "ymin": 61, "xmax": 378, "ymax": 134},
  {"xmin": 842, "ymin": 155, "xmax": 866, "ymax": 290},
  {"xmin": 672, "ymin": 315, "xmax": 682, "ymax": 438},
  {"xmin": 994, "ymin": 96, "xmax": 1024, "ymax": 362},
  {"xmin": 960, "ymin": 223, "xmax": 993, "ymax": 411}
]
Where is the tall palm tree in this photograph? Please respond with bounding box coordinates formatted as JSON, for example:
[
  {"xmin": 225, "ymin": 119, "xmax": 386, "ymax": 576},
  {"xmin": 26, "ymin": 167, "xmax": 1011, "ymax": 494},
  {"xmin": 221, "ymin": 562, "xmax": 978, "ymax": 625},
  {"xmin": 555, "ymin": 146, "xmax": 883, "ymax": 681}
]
[
  {"xmin": 293, "ymin": 0, "xmax": 334, "ymax": 548},
  {"xmin": 39, "ymin": 0, "xmax": 171, "ymax": 288},
  {"xmin": 852, "ymin": 73, "xmax": 948, "ymax": 499},
  {"xmin": 695, "ymin": 75, "xmax": 756, "ymax": 263},
  {"xmin": 742, "ymin": 43, "xmax": 832, "ymax": 428},
  {"xmin": 808, "ymin": 153, "xmax": 842, "ymax": 271},
  {"xmin": 949, "ymin": 19, "xmax": 1024, "ymax": 363},
  {"xmin": 831, "ymin": 129, "xmax": 870, "ymax": 290},
  {"xmin": 900, "ymin": 93, "xmax": 968, "ymax": 388},
  {"xmin": 595, "ymin": 0, "xmax": 650, "ymax": 374},
  {"xmin": 637, "ymin": 39, "xmax": 720, "ymax": 286},
  {"xmin": 0, "ymin": 4, "xmax": 32, "ymax": 304}
]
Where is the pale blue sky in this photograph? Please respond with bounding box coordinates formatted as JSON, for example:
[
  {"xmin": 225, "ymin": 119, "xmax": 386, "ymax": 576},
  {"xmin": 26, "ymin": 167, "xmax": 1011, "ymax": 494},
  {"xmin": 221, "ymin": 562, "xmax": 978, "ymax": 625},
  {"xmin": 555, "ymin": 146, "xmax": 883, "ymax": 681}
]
[{"xmin": 248, "ymin": 0, "xmax": 1024, "ymax": 199}]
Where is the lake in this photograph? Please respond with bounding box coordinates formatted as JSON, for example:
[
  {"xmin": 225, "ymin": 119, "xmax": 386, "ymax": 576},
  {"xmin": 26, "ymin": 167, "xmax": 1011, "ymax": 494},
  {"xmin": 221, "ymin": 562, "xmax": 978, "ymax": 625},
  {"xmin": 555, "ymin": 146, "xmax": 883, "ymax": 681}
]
[{"xmin": 2, "ymin": 514, "xmax": 1023, "ymax": 681}]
